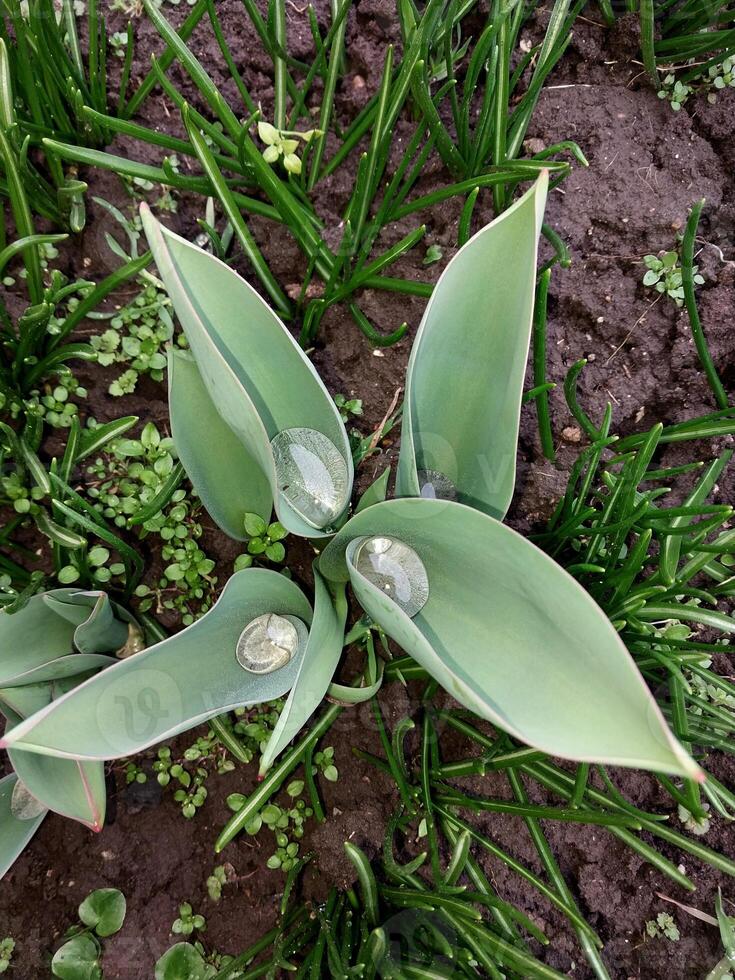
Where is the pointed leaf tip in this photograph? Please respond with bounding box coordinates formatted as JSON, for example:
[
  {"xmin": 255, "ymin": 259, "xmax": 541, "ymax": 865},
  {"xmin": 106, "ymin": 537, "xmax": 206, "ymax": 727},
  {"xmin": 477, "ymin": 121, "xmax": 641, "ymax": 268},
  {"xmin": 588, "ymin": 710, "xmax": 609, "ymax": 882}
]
[
  {"xmin": 397, "ymin": 174, "xmax": 548, "ymax": 519},
  {"xmin": 141, "ymin": 209, "xmax": 353, "ymax": 537},
  {"xmin": 320, "ymin": 498, "xmax": 698, "ymax": 780}
]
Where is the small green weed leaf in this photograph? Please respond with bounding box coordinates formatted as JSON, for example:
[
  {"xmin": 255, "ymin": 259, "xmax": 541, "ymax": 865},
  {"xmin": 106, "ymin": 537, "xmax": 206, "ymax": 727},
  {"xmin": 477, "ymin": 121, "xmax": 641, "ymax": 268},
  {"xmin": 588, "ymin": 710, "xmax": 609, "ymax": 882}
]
[
  {"xmin": 168, "ymin": 350, "xmax": 271, "ymax": 540},
  {"xmin": 244, "ymin": 513, "xmax": 268, "ymax": 538},
  {"xmin": 0, "ymin": 774, "xmax": 46, "ymax": 881},
  {"xmin": 155, "ymin": 943, "xmax": 215, "ymax": 980},
  {"xmin": 140, "ymin": 206, "xmax": 352, "ymax": 536},
  {"xmin": 2, "ymin": 571, "xmax": 313, "ymax": 760},
  {"xmin": 51, "ymin": 934, "xmax": 101, "ymax": 980},
  {"xmin": 78, "ymin": 888, "xmax": 126, "ymax": 937},
  {"xmin": 259, "ymin": 572, "xmax": 347, "ymax": 775},
  {"xmin": 320, "ymin": 498, "xmax": 700, "ymax": 779},
  {"xmin": 397, "ymin": 173, "xmax": 548, "ymax": 520}
]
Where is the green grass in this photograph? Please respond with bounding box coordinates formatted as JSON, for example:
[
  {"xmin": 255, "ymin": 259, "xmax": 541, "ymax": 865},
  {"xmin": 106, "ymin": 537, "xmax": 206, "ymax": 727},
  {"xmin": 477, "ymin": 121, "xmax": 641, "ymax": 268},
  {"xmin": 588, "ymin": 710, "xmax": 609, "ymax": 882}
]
[
  {"xmin": 0, "ymin": 0, "xmax": 123, "ymax": 228},
  {"xmin": 42, "ymin": 0, "xmax": 585, "ymax": 346},
  {"xmin": 599, "ymin": 0, "xmax": 735, "ymax": 84}
]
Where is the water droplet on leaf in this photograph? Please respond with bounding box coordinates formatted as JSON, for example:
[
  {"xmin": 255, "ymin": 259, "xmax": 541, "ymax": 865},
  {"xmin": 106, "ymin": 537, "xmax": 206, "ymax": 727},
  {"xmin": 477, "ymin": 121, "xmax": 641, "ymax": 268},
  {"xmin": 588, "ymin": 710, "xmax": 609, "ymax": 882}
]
[
  {"xmin": 354, "ymin": 536, "xmax": 429, "ymax": 618},
  {"xmin": 236, "ymin": 613, "xmax": 305, "ymax": 674},
  {"xmin": 271, "ymin": 427, "xmax": 348, "ymax": 530},
  {"xmin": 116, "ymin": 622, "xmax": 146, "ymax": 659},
  {"xmin": 11, "ymin": 779, "xmax": 46, "ymax": 821},
  {"xmin": 417, "ymin": 469, "xmax": 457, "ymax": 501}
]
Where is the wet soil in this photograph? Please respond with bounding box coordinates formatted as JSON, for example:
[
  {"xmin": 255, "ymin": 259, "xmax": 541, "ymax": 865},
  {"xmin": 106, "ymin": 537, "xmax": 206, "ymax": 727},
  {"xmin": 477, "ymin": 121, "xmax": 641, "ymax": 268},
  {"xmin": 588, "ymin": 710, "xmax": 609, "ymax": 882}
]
[{"xmin": 1, "ymin": 2, "xmax": 734, "ymax": 977}]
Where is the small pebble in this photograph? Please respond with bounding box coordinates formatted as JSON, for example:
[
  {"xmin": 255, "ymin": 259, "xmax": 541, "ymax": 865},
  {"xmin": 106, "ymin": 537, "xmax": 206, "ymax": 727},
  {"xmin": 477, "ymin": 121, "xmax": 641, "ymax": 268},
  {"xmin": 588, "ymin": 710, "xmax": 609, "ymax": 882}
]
[{"xmin": 562, "ymin": 426, "xmax": 582, "ymax": 443}]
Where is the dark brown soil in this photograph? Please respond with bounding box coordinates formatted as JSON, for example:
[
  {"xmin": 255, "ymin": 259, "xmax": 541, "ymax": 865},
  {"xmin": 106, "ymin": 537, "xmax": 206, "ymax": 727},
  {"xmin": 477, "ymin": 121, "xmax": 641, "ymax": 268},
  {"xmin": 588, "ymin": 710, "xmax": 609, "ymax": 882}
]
[{"xmin": 1, "ymin": 3, "xmax": 734, "ymax": 978}]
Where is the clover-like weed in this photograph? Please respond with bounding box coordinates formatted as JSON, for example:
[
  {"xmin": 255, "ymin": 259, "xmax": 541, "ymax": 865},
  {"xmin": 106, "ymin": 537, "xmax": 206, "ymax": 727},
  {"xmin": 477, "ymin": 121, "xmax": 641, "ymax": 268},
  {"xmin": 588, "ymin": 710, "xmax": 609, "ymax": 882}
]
[
  {"xmin": 91, "ymin": 281, "xmax": 185, "ymax": 397},
  {"xmin": 0, "ymin": 939, "xmax": 14, "ymax": 975},
  {"xmin": 171, "ymin": 903, "xmax": 206, "ymax": 937},
  {"xmin": 234, "ymin": 513, "xmax": 289, "ymax": 569},
  {"xmin": 51, "ymin": 889, "xmax": 126, "ymax": 979},
  {"xmin": 642, "ymin": 249, "xmax": 703, "ymax": 306}
]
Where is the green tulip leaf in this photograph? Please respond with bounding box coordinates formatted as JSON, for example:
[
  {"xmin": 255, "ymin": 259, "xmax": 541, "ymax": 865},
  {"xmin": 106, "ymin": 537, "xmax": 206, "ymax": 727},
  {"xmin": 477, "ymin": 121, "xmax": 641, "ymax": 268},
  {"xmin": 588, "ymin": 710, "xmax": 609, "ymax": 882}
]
[
  {"xmin": 259, "ymin": 571, "xmax": 347, "ymax": 775},
  {"xmin": 78, "ymin": 888, "xmax": 127, "ymax": 937},
  {"xmin": 2, "ymin": 688, "xmax": 106, "ymax": 830},
  {"xmin": 0, "ymin": 773, "xmax": 46, "ymax": 881},
  {"xmin": 320, "ymin": 498, "xmax": 700, "ymax": 779},
  {"xmin": 168, "ymin": 348, "xmax": 271, "ymax": 540},
  {"xmin": 0, "ymin": 590, "xmax": 126, "ymax": 688},
  {"xmin": 7, "ymin": 746, "xmax": 105, "ymax": 830},
  {"xmin": 51, "ymin": 934, "xmax": 102, "ymax": 980},
  {"xmin": 396, "ymin": 173, "xmax": 547, "ymax": 520},
  {"xmin": 0, "ymin": 682, "xmax": 52, "ymax": 719},
  {"xmin": 141, "ymin": 205, "xmax": 353, "ymax": 537},
  {"xmin": 155, "ymin": 943, "xmax": 215, "ymax": 980},
  {"xmin": 355, "ymin": 467, "xmax": 391, "ymax": 514},
  {"xmin": 63, "ymin": 592, "xmax": 131, "ymax": 654},
  {"xmin": 327, "ymin": 666, "xmax": 384, "ymax": 704},
  {"xmin": 6, "ymin": 726, "xmax": 105, "ymax": 830},
  {"xmin": 2, "ymin": 570, "xmax": 314, "ymax": 760}
]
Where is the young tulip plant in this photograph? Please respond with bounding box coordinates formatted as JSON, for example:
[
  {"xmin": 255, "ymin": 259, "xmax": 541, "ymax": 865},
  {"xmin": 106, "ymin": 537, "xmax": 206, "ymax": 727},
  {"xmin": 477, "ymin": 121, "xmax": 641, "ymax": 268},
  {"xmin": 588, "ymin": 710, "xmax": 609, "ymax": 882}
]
[
  {"xmin": 0, "ymin": 174, "xmax": 702, "ymax": 861},
  {"xmin": 0, "ymin": 590, "xmax": 137, "ymax": 876}
]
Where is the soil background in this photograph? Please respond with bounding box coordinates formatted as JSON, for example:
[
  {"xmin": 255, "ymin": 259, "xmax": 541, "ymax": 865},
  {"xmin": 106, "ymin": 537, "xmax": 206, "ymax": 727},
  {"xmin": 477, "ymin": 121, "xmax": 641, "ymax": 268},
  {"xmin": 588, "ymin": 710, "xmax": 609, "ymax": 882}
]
[{"xmin": 1, "ymin": 1, "xmax": 734, "ymax": 977}]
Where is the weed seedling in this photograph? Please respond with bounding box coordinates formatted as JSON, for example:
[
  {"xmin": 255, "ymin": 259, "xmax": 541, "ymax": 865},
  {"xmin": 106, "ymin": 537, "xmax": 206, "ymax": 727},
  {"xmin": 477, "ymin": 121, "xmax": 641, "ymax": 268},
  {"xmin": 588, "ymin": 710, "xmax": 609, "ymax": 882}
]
[
  {"xmin": 124, "ymin": 761, "xmax": 148, "ymax": 785},
  {"xmin": 643, "ymin": 249, "xmax": 703, "ymax": 305},
  {"xmin": 707, "ymin": 56, "xmax": 735, "ymax": 101},
  {"xmin": 0, "ymin": 939, "xmax": 14, "ymax": 975},
  {"xmin": 678, "ymin": 802, "xmax": 712, "ymax": 836},
  {"xmin": 333, "ymin": 394, "xmax": 363, "ymax": 424},
  {"xmin": 225, "ymin": 792, "xmax": 313, "ymax": 873},
  {"xmin": 206, "ymin": 865, "xmax": 228, "ymax": 902},
  {"xmin": 172, "ymin": 903, "xmax": 206, "ymax": 937},
  {"xmin": 52, "ymin": 889, "xmax": 126, "ymax": 979},
  {"xmin": 90, "ymin": 281, "xmax": 184, "ymax": 397},
  {"xmin": 313, "ymin": 746, "xmax": 338, "ymax": 782},
  {"xmin": 645, "ymin": 912, "xmax": 681, "ymax": 941},
  {"xmin": 657, "ymin": 74, "xmax": 694, "ymax": 110},
  {"xmin": 234, "ymin": 514, "xmax": 288, "ymax": 568}
]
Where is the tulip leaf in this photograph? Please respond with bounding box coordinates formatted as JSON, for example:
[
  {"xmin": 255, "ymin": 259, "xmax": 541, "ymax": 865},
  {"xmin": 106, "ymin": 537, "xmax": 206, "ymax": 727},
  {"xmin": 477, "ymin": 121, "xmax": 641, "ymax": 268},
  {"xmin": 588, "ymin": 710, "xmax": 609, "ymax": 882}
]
[
  {"xmin": 2, "ymin": 694, "xmax": 106, "ymax": 830},
  {"xmin": 141, "ymin": 206, "xmax": 353, "ymax": 537},
  {"xmin": 2, "ymin": 570, "xmax": 314, "ymax": 760},
  {"xmin": 6, "ymin": 744, "xmax": 106, "ymax": 830},
  {"xmin": 0, "ymin": 591, "xmax": 124, "ymax": 688},
  {"xmin": 355, "ymin": 467, "xmax": 391, "ymax": 514},
  {"xmin": 259, "ymin": 571, "xmax": 347, "ymax": 775},
  {"xmin": 320, "ymin": 498, "xmax": 700, "ymax": 779},
  {"xmin": 396, "ymin": 173, "xmax": 548, "ymax": 521},
  {"xmin": 327, "ymin": 667, "xmax": 384, "ymax": 704},
  {"xmin": 65, "ymin": 593, "xmax": 131, "ymax": 654},
  {"xmin": 0, "ymin": 773, "xmax": 46, "ymax": 880},
  {"xmin": 168, "ymin": 348, "xmax": 271, "ymax": 540},
  {"xmin": 0, "ymin": 682, "xmax": 52, "ymax": 719},
  {"xmin": 0, "ymin": 593, "xmax": 79, "ymax": 686}
]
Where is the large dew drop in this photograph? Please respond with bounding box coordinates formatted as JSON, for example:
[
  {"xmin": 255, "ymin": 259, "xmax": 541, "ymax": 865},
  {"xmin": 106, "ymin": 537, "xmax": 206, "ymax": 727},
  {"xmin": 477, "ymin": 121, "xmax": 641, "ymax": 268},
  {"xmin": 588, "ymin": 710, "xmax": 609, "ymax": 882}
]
[
  {"xmin": 271, "ymin": 427, "xmax": 349, "ymax": 530},
  {"xmin": 354, "ymin": 536, "xmax": 429, "ymax": 618},
  {"xmin": 11, "ymin": 779, "xmax": 46, "ymax": 821},
  {"xmin": 417, "ymin": 468, "xmax": 457, "ymax": 501},
  {"xmin": 236, "ymin": 613, "xmax": 305, "ymax": 674}
]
